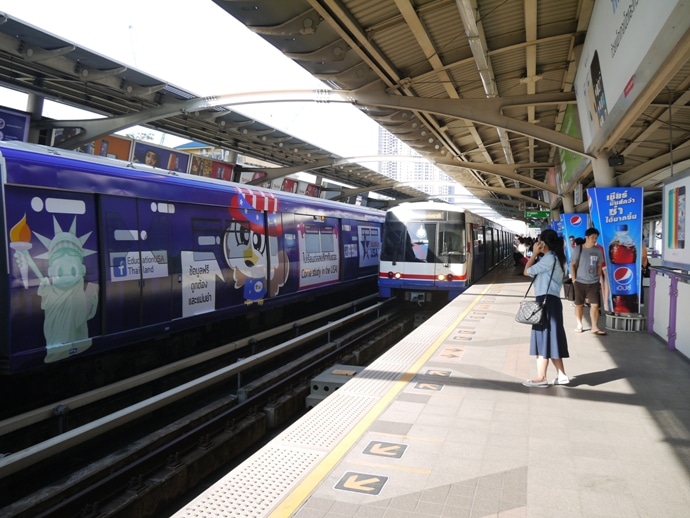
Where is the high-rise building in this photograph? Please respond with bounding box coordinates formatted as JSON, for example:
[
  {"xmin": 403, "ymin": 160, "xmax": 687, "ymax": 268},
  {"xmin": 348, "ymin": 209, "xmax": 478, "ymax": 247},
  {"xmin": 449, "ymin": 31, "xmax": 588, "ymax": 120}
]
[{"xmin": 377, "ymin": 127, "xmax": 454, "ymax": 199}]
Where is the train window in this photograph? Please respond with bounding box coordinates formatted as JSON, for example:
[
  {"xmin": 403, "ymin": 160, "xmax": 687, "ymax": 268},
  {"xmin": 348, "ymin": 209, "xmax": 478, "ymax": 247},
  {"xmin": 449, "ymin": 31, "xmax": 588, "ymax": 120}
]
[
  {"xmin": 305, "ymin": 227, "xmax": 320, "ymax": 253},
  {"xmin": 438, "ymin": 223, "xmax": 466, "ymax": 263},
  {"xmin": 381, "ymin": 220, "xmax": 417, "ymax": 262},
  {"xmin": 474, "ymin": 227, "xmax": 485, "ymax": 253},
  {"xmin": 320, "ymin": 226, "xmax": 335, "ymax": 253},
  {"xmin": 410, "ymin": 223, "xmax": 430, "ymax": 261},
  {"xmin": 303, "ymin": 223, "xmax": 337, "ymax": 254}
]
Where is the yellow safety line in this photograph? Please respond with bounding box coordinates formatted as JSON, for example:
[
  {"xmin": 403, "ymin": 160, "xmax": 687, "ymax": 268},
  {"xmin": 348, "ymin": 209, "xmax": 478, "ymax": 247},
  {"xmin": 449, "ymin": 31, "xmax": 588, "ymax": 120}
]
[{"xmin": 270, "ymin": 283, "xmax": 493, "ymax": 517}]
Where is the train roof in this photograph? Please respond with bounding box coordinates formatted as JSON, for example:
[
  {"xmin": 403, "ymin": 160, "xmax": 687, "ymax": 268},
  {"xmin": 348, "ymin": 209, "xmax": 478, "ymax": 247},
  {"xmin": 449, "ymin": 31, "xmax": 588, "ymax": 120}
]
[
  {"xmin": 386, "ymin": 200, "xmax": 514, "ymax": 231},
  {"xmin": 0, "ymin": 141, "xmax": 385, "ymax": 221}
]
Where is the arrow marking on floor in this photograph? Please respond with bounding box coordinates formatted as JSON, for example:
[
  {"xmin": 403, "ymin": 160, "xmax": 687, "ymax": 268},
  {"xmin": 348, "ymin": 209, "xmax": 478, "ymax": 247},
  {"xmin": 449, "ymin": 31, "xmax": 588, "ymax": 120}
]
[
  {"xmin": 335, "ymin": 472, "xmax": 388, "ymax": 494},
  {"xmin": 365, "ymin": 441, "xmax": 407, "ymax": 458}
]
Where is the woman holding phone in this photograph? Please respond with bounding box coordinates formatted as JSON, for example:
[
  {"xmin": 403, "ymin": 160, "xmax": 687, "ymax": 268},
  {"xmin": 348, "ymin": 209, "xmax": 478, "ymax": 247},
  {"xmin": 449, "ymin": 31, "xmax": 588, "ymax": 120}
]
[{"xmin": 521, "ymin": 229, "xmax": 570, "ymax": 388}]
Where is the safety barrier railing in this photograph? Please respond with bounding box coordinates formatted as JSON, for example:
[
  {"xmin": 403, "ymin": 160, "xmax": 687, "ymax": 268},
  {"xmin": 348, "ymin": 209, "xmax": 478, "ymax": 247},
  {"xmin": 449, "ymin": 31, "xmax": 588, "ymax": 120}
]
[{"xmin": 648, "ymin": 266, "xmax": 690, "ymax": 359}]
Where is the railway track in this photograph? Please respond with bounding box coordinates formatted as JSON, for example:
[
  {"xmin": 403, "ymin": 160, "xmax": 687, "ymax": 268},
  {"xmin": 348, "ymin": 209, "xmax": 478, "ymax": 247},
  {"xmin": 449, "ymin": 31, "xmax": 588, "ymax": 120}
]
[{"xmin": 0, "ymin": 296, "xmax": 414, "ymax": 517}]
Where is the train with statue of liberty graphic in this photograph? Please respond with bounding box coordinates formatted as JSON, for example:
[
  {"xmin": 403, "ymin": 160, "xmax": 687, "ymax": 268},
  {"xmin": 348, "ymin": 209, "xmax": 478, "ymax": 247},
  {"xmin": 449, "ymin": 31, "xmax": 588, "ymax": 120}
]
[{"xmin": 0, "ymin": 141, "xmax": 383, "ymax": 374}]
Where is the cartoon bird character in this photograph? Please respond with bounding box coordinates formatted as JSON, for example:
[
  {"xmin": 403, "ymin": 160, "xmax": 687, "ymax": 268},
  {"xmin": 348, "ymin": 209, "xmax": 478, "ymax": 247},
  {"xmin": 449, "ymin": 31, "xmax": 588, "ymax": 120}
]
[{"xmin": 224, "ymin": 189, "xmax": 288, "ymax": 305}]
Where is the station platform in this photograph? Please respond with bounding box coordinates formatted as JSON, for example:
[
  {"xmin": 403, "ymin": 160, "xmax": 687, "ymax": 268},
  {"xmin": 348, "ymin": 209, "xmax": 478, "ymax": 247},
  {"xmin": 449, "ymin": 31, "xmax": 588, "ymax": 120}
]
[{"xmin": 173, "ymin": 264, "xmax": 690, "ymax": 518}]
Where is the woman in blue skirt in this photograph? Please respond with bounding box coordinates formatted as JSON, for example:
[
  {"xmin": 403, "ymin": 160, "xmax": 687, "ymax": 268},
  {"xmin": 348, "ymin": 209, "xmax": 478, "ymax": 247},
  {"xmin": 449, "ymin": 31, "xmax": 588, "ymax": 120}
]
[{"xmin": 522, "ymin": 229, "xmax": 569, "ymax": 388}]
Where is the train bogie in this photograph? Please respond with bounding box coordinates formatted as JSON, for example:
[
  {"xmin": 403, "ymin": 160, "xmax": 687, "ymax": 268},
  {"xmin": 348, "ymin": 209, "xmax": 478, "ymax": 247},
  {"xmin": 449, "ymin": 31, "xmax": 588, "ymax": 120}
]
[{"xmin": 0, "ymin": 142, "xmax": 383, "ymax": 373}]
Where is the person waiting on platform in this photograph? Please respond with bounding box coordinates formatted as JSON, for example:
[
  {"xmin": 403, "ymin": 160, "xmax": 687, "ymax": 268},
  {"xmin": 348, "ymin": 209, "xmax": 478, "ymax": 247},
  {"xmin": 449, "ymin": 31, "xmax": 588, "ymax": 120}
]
[
  {"xmin": 571, "ymin": 227, "xmax": 606, "ymax": 335},
  {"xmin": 641, "ymin": 242, "xmax": 649, "ymax": 305},
  {"xmin": 521, "ymin": 229, "xmax": 569, "ymax": 387}
]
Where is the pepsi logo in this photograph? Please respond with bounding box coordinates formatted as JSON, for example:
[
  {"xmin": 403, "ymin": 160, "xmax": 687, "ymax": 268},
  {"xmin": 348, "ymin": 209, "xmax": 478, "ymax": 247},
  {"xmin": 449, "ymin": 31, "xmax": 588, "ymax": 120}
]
[
  {"xmin": 569, "ymin": 216, "xmax": 583, "ymax": 226},
  {"xmin": 613, "ymin": 267, "xmax": 633, "ymax": 284}
]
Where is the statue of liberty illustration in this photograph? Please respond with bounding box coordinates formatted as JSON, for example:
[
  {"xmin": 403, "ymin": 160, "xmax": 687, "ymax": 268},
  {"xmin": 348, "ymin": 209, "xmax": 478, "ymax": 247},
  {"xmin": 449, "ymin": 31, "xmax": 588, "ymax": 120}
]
[{"xmin": 13, "ymin": 215, "xmax": 99, "ymax": 363}]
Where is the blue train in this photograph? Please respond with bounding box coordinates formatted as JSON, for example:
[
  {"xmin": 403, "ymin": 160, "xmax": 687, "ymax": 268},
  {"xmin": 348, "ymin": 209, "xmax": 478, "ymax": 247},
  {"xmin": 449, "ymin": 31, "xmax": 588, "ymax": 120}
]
[
  {"xmin": 379, "ymin": 202, "xmax": 516, "ymax": 303},
  {"xmin": 0, "ymin": 142, "xmax": 384, "ymax": 374}
]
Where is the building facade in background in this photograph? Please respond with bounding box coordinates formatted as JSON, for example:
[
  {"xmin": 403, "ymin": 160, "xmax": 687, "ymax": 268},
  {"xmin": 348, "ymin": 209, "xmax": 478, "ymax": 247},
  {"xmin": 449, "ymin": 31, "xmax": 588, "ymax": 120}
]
[{"xmin": 378, "ymin": 127, "xmax": 455, "ymax": 199}]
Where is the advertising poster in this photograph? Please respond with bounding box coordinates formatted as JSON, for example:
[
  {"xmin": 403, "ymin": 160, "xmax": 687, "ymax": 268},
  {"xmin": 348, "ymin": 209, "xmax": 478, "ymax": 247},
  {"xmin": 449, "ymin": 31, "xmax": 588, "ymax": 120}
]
[
  {"xmin": 50, "ymin": 133, "xmax": 132, "ymax": 160},
  {"xmin": 190, "ymin": 155, "xmax": 211, "ymax": 176},
  {"xmin": 52, "ymin": 127, "xmax": 83, "ymax": 147},
  {"xmin": 132, "ymin": 142, "xmax": 189, "ymax": 173},
  {"xmin": 238, "ymin": 171, "xmax": 272, "ymax": 188},
  {"xmin": 298, "ymin": 182, "xmax": 321, "ymax": 198},
  {"xmin": 0, "ymin": 106, "xmax": 31, "ymax": 142},
  {"xmin": 94, "ymin": 135, "xmax": 133, "ymax": 160},
  {"xmin": 557, "ymin": 105, "xmax": 589, "ymax": 191},
  {"xmin": 280, "ymin": 178, "xmax": 298, "ymax": 193},
  {"xmin": 588, "ymin": 187, "xmax": 643, "ymax": 314},
  {"xmin": 212, "ymin": 161, "xmax": 234, "ymax": 181},
  {"xmin": 662, "ymin": 170, "xmax": 690, "ymax": 268},
  {"xmin": 574, "ymin": 0, "xmax": 690, "ymax": 153},
  {"xmin": 560, "ymin": 213, "xmax": 589, "ymax": 270}
]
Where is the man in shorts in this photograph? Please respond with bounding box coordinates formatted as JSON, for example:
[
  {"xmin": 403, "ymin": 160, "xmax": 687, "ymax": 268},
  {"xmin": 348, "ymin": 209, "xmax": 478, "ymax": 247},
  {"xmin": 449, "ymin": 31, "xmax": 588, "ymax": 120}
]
[{"xmin": 571, "ymin": 227, "xmax": 606, "ymax": 335}]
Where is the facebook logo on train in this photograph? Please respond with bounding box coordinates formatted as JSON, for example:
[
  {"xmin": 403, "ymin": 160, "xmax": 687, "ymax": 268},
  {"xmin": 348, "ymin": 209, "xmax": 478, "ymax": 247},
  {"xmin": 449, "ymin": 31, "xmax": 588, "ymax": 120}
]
[{"xmin": 113, "ymin": 257, "xmax": 127, "ymax": 278}]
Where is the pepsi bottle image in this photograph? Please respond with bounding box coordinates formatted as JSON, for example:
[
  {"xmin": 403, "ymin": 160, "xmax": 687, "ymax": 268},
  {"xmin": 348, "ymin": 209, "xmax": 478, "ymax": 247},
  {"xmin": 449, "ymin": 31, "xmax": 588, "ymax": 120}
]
[{"xmin": 608, "ymin": 224, "xmax": 639, "ymax": 313}]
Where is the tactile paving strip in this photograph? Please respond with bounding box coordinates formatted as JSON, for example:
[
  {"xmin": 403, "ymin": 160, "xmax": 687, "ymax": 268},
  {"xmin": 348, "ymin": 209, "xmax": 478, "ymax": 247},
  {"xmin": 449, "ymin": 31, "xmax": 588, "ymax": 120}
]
[
  {"xmin": 175, "ymin": 446, "xmax": 321, "ymax": 518},
  {"xmin": 279, "ymin": 392, "xmax": 377, "ymax": 449}
]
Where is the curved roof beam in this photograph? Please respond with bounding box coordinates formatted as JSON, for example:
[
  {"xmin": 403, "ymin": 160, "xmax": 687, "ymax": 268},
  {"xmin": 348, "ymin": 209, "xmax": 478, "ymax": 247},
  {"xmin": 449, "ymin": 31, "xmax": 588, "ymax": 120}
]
[{"xmin": 352, "ymin": 85, "xmax": 587, "ymax": 158}]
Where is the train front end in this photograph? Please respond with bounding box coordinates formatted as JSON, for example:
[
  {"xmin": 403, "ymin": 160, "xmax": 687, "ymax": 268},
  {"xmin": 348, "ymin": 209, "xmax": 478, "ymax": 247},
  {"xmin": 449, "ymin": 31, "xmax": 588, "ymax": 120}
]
[{"xmin": 378, "ymin": 203, "xmax": 468, "ymax": 304}]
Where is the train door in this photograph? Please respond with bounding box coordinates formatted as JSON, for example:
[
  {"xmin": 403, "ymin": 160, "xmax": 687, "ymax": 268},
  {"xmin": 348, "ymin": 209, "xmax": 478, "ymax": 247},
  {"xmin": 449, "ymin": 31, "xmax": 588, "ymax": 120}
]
[
  {"xmin": 486, "ymin": 227, "xmax": 498, "ymax": 271},
  {"xmin": 101, "ymin": 196, "xmax": 140, "ymax": 334},
  {"xmin": 485, "ymin": 227, "xmax": 492, "ymax": 267},
  {"xmin": 100, "ymin": 196, "xmax": 172, "ymax": 333},
  {"xmin": 471, "ymin": 224, "xmax": 485, "ymax": 281},
  {"xmin": 437, "ymin": 220, "xmax": 466, "ymax": 282}
]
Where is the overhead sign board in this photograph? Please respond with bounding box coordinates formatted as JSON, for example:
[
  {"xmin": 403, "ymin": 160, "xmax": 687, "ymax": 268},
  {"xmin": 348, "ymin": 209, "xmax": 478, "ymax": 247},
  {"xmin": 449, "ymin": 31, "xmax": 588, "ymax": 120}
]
[{"xmin": 525, "ymin": 210, "xmax": 550, "ymax": 219}]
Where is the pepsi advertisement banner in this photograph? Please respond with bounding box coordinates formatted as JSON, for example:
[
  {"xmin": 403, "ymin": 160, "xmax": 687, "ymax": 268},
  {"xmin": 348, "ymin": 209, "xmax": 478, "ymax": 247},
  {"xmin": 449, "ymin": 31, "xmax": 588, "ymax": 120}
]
[
  {"xmin": 560, "ymin": 213, "xmax": 589, "ymax": 271},
  {"xmin": 587, "ymin": 187, "xmax": 643, "ymax": 314}
]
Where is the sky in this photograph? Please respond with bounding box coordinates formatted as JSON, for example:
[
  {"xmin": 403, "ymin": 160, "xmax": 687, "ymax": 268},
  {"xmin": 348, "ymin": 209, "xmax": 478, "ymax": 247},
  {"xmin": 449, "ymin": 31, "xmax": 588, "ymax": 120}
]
[
  {"xmin": 0, "ymin": 0, "xmax": 380, "ymax": 157},
  {"xmin": 0, "ymin": 0, "xmax": 526, "ymax": 231}
]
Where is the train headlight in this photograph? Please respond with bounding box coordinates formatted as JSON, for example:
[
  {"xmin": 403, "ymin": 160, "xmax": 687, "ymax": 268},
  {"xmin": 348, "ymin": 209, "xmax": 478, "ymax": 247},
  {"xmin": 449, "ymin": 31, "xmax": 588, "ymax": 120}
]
[
  {"xmin": 437, "ymin": 274, "xmax": 446, "ymax": 281},
  {"xmin": 388, "ymin": 271, "xmax": 401, "ymax": 280}
]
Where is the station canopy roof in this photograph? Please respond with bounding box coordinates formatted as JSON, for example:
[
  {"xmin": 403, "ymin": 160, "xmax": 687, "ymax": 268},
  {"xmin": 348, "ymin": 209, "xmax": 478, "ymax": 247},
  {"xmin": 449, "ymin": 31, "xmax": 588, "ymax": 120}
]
[
  {"xmin": 216, "ymin": 0, "xmax": 690, "ymax": 223},
  {"xmin": 2, "ymin": 2, "xmax": 690, "ymax": 222}
]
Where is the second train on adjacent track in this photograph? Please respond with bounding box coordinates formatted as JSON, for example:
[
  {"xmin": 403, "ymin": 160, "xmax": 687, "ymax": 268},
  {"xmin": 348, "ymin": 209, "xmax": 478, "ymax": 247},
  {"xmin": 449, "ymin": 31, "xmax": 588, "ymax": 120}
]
[
  {"xmin": 378, "ymin": 201, "xmax": 516, "ymax": 304},
  {"xmin": 0, "ymin": 141, "xmax": 384, "ymax": 374}
]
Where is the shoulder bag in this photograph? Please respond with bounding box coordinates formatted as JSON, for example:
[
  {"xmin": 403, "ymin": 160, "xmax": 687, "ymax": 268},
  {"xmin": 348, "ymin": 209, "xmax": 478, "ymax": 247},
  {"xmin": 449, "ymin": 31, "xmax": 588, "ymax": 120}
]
[{"xmin": 515, "ymin": 259, "xmax": 556, "ymax": 326}]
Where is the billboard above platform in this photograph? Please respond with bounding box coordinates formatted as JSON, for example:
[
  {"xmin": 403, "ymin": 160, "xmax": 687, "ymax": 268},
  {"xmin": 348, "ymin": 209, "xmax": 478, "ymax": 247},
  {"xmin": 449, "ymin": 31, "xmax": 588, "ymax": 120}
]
[{"xmin": 574, "ymin": 0, "xmax": 690, "ymax": 154}]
